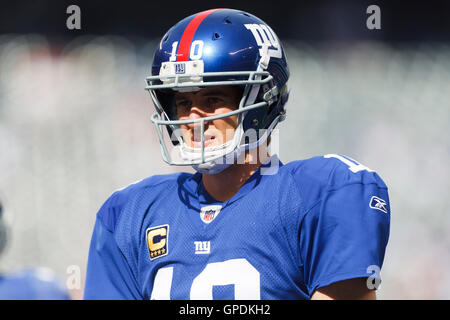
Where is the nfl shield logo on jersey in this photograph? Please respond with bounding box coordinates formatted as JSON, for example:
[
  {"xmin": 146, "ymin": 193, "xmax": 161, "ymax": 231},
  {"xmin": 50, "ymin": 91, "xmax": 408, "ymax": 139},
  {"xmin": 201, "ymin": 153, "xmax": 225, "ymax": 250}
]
[{"xmin": 200, "ymin": 205, "xmax": 222, "ymax": 224}]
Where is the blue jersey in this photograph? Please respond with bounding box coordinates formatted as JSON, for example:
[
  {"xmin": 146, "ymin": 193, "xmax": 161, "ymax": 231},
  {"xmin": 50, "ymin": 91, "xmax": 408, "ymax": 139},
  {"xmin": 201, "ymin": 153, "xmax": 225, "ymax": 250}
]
[
  {"xmin": 84, "ymin": 154, "xmax": 390, "ymax": 300},
  {"xmin": 0, "ymin": 267, "xmax": 70, "ymax": 300}
]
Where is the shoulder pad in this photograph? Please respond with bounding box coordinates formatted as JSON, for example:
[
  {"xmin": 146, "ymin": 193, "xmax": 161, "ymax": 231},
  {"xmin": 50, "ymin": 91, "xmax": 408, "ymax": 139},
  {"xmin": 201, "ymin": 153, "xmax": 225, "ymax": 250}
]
[
  {"xmin": 284, "ymin": 154, "xmax": 388, "ymax": 211},
  {"xmin": 97, "ymin": 172, "xmax": 189, "ymax": 231}
]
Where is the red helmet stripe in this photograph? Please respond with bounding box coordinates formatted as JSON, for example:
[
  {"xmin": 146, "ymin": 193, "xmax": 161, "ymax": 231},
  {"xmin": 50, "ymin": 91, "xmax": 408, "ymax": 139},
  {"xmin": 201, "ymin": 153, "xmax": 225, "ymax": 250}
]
[{"xmin": 177, "ymin": 9, "xmax": 221, "ymax": 61}]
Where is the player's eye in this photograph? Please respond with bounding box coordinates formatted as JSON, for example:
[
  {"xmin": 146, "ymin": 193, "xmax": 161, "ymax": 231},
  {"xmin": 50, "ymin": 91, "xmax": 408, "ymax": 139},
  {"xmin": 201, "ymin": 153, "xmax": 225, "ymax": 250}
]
[
  {"xmin": 176, "ymin": 99, "xmax": 192, "ymax": 110},
  {"xmin": 207, "ymin": 97, "xmax": 221, "ymax": 105}
]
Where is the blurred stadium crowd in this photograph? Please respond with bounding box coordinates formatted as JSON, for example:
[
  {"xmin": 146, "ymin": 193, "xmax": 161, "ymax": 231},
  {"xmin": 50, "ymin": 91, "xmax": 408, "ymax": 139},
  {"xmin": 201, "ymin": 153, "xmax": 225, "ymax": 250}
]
[{"xmin": 0, "ymin": 33, "xmax": 449, "ymax": 299}]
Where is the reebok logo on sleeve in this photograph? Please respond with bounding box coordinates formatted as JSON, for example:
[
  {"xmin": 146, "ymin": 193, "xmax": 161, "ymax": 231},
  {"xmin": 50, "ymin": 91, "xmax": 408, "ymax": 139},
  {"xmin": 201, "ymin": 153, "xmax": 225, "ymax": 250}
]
[{"xmin": 369, "ymin": 196, "xmax": 388, "ymax": 214}]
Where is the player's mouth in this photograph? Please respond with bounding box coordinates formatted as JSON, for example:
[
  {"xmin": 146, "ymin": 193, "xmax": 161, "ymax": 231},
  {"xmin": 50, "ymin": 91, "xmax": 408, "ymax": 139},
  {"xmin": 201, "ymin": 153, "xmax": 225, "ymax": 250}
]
[{"xmin": 191, "ymin": 134, "xmax": 217, "ymax": 148}]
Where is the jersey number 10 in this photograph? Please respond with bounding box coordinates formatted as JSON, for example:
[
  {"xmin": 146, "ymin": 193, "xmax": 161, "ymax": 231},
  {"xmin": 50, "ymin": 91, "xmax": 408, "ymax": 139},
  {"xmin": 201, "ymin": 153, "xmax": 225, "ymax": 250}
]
[{"xmin": 150, "ymin": 258, "xmax": 261, "ymax": 300}]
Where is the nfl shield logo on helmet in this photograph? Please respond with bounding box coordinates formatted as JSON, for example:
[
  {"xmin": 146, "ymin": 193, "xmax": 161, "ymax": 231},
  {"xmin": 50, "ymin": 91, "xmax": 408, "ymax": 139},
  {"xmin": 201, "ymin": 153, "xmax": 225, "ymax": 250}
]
[{"xmin": 200, "ymin": 205, "xmax": 222, "ymax": 224}]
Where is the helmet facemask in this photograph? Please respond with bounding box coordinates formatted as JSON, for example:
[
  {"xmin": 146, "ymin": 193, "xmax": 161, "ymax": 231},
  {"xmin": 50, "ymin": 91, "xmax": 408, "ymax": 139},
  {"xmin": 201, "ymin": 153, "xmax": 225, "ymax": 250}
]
[{"xmin": 146, "ymin": 64, "xmax": 279, "ymax": 173}]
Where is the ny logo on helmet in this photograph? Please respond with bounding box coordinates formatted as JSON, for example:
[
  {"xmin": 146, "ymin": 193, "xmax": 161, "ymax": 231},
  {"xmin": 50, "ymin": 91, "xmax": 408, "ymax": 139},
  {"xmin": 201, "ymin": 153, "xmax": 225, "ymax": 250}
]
[
  {"xmin": 175, "ymin": 63, "xmax": 186, "ymax": 74},
  {"xmin": 244, "ymin": 24, "xmax": 282, "ymax": 59}
]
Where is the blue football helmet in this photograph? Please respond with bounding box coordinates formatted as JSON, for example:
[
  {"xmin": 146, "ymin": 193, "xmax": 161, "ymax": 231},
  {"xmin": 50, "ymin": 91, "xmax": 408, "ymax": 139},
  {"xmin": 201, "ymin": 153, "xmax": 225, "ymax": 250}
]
[{"xmin": 145, "ymin": 8, "xmax": 289, "ymax": 174}]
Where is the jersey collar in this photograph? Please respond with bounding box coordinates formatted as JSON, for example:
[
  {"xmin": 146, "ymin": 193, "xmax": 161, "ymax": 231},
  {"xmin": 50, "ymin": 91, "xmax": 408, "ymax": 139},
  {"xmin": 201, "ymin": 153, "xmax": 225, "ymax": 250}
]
[{"xmin": 191, "ymin": 154, "xmax": 283, "ymax": 206}]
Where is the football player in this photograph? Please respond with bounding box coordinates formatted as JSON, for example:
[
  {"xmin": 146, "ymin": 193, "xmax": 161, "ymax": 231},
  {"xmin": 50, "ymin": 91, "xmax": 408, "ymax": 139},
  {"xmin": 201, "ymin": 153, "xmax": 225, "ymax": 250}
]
[{"xmin": 84, "ymin": 8, "xmax": 390, "ymax": 300}]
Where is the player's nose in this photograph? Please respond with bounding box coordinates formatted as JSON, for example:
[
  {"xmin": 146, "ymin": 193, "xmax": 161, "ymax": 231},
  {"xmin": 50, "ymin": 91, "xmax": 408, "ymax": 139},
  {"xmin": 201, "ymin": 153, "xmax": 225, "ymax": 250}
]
[{"xmin": 186, "ymin": 106, "xmax": 210, "ymax": 129}]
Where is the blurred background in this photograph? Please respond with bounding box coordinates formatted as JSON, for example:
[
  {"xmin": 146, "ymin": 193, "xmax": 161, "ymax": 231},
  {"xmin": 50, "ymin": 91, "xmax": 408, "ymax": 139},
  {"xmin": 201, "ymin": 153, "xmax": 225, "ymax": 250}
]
[{"xmin": 0, "ymin": 0, "xmax": 449, "ymax": 299}]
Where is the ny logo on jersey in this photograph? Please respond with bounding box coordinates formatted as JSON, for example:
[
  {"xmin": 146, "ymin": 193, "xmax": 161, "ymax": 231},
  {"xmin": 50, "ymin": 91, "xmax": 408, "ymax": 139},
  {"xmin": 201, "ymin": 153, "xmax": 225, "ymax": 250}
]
[
  {"xmin": 369, "ymin": 196, "xmax": 388, "ymax": 214},
  {"xmin": 194, "ymin": 241, "xmax": 210, "ymax": 254}
]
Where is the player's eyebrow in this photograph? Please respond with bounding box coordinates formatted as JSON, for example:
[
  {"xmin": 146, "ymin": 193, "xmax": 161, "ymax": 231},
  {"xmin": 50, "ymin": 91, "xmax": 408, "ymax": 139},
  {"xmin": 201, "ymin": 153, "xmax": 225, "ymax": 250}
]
[
  {"xmin": 199, "ymin": 90, "xmax": 229, "ymax": 97},
  {"xmin": 173, "ymin": 88, "xmax": 234, "ymax": 102},
  {"xmin": 173, "ymin": 93, "xmax": 192, "ymax": 101}
]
